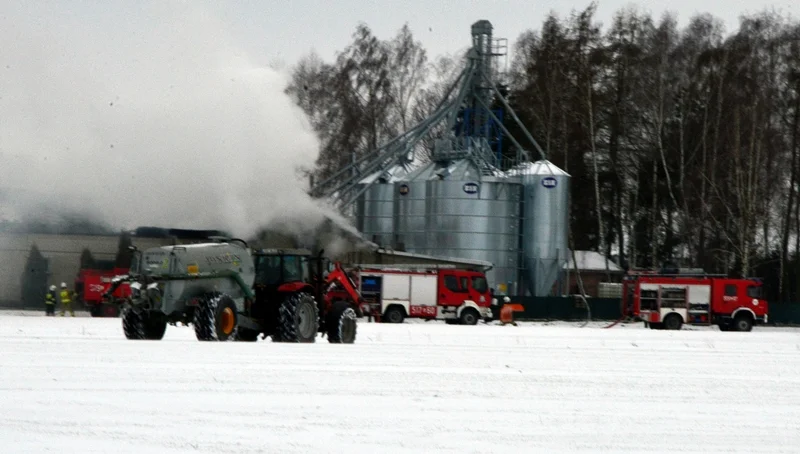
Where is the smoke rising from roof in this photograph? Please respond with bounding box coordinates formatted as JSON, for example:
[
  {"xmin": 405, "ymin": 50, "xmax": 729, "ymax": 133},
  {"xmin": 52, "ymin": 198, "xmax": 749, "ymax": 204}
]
[{"xmin": 0, "ymin": 1, "xmax": 349, "ymax": 243}]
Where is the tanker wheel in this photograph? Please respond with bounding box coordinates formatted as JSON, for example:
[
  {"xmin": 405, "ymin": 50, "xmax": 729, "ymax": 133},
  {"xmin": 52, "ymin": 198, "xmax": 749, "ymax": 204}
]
[
  {"xmin": 235, "ymin": 327, "xmax": 260, "ymax": 342},
  {"xmin": 275, "ymin": 292, "xmax": 318, "ymax": 343},
  {"xmin": 122, "ymin": 307, "xmax": 166, "ymax": 340},
  {"xmin": 122, "ymin": 307, "xmax": 145, "ymax": 340},
  {"xmin": 327, "ymin": 301, "xmax": 357, "ymax": 344},
  {"xmin": 194, "ymin": 293, "xmax": 238, "ymax": 341}
]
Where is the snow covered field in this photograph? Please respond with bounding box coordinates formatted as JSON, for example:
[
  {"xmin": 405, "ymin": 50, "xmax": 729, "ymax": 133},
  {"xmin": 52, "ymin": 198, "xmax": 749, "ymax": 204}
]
[{"xmin": 1, "ymin": 312, "xmax": 799, "ymax": 453}]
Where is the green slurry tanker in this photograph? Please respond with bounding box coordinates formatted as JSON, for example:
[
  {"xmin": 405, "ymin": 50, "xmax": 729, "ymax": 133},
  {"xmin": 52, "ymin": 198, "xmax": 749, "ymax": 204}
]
[{"xmin": 104, "ymin": 238, "xmax": 364, "ymax": 343}]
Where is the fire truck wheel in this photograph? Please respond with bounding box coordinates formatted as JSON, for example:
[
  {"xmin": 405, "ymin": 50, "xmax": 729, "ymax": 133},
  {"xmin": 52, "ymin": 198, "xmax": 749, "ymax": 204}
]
[
  {"xmin": 276, "ymin": 292, "xmax": 319, "ymax": 343},
  {"xmin": 459, "ymin": 308, "xmax": 480, "ymax": 326},
  {"xmin": 662, "ymin": 314, "xmax": 683, "ymax": 330},
  {"xmin": 194, "ymin": 293, "xmax": 238, "ymax": 342},
  {"xmin": 383, "ymin": 306, "xmax": 405, "ymax": 324},
  {"xmin": 733, "ymin": 314, "xmax": 753, "ymax": 332},
  {"xmin": 102, "ymin": 303, "xmax": 120, "ymax": 318},
  {"xmin": 327, "ymin": 301, "xmax": 357, "ymax": 344}
]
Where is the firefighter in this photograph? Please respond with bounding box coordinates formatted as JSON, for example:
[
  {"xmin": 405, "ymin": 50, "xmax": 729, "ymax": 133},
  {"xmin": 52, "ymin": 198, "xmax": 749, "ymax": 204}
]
[
  {"xmin": 59, "ymin": 282, "xmax": 75, "ymax": 317},
  {"xmin": 45, "ymin": 285, "xmax": 57, "ymax": 316}
]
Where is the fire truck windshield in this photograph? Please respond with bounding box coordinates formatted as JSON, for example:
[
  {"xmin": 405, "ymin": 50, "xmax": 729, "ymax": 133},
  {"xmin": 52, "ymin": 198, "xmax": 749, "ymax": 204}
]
[{"xmin": 747, "ymin": 286, "xmax": 762, "ymax": 298}]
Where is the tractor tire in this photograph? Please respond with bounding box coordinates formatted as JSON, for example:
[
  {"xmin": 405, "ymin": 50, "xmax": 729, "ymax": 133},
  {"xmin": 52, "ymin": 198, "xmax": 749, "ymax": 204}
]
[
  {"xmin": 122, "ymin": 307, "xmax": 167, "ymax": 340},
  {"xmin": 663, "ymin": 313, "xmax": 683, "ymax": 331},
  {"xmin": 275, "ymin": 292, "xmax": 318, "ymax": 343},
  {"xmin": 194, "ymin": 293, "xmax": 238, "ymax": 341},
  {"xmin": 327, "ymin": 301, "xmax": 357, "ymax": 344},
  {"xmin": 459, "ymin": 308, "xmax": 480, "ymax": 326},
  {"xmin": 733, "ymin": 313, "xmax": 754, "ymax": 332},
  {"xmin": 235, "ymin": 328, "xmax": 260, "ymax": 342}
]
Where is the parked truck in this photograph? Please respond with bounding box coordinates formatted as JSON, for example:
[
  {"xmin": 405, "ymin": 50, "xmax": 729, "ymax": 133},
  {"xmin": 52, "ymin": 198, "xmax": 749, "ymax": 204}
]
[
  {"xmin": 76, "ymin": 267, "xmax": 130, "ymax": 317},
  {"xmin": 105, "ymin": 239, "xmax": 364, "ymax": 343},
  {"xmin": 334, "ymin": 264, "xmax": 499, "ymax": 325},
  {"xmin": 621, "ymin": 268, "xmax": 769, "ymax": 331}
]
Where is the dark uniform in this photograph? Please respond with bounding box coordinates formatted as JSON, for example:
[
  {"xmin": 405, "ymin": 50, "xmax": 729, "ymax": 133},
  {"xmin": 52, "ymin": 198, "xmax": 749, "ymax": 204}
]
[{"xmin": 45, "ymin": 287, "xmax": 56, "ymax": 316}]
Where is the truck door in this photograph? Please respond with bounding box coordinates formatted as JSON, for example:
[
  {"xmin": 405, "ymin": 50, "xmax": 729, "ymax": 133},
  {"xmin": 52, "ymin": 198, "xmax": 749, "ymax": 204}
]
[
  {"xmin": 466, "ymin": 273, "xmax": 491, "ymax": 306},
  {"xmin": 438, "ymin": 271, "xmax": 468, "ymax": 307},
  {"xmin": 713, "ymin": 280, "xmax": 740, "ymax": 315}
]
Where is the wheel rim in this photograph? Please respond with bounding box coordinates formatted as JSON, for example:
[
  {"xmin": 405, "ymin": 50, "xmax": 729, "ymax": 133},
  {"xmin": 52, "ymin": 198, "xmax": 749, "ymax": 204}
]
[
  {"xmin": 297, "ymin": 303, "xmax": 315, "ymax": 338},
  {"xmin": 463, "ymin": 313, "xmax": 476, "ymax": 324},
  {"xmin": 388, "ymin": 310, "xmax": 401, "ymax": 323},
  {"xmin": 737, "ymin": 319, "xmax": 749, "ymax": 331},
  {"xmin": 220, "ymin": 307, "xmax": 235, "ymax": 335}
]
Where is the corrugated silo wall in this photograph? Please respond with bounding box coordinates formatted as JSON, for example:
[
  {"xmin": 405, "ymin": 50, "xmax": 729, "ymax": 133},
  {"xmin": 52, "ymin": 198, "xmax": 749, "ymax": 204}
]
[
  {"xmin": 423, "ymin": 178, "xmax": 522, "ymax": 293},
  {"xmin": 521, "ymin": 170, "xmax": 570, "ymax": 297},
  {"xmin": 357, "ymin": 182, "xmax": 395, "ymax": 247},
  {"xmin": 393, "ymin": 179, "xmax": 427, "ymax": 252}
]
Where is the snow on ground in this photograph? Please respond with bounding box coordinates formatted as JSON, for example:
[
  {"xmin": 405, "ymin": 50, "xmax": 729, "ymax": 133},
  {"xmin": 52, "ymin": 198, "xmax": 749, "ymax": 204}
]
[{"xmin": 1, "ymin": 313, "xmax": 799, "ymax": 454}]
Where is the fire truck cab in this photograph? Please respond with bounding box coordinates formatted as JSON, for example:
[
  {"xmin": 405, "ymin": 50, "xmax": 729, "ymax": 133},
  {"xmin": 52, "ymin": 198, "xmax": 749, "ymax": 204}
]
[
  {"xmin": 622, "ymin": 269, "xmax": 768, "ymax": 332},
  {"xmin": 347, "ymin": 265, "xmax": 493, "ymax": 325}
]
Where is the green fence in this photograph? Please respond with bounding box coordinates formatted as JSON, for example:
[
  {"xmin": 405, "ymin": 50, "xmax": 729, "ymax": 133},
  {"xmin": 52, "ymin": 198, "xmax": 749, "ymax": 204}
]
[
  {"xmin": 512, "ymin": 297, "xmax": 621, "ymax": 321},
  {"xmin": 510, "ymin": 297, "xmax": 800, "ymax": 325}
]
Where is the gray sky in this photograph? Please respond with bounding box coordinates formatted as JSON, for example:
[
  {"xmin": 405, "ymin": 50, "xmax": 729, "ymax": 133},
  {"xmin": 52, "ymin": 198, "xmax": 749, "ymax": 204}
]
[{"xmin": 201, "ymin": 0, "xmax": 797, "ymax": 66}]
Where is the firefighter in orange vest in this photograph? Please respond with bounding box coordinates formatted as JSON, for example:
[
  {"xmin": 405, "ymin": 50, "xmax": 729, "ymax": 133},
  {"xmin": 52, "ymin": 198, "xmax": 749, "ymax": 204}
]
[{"xmin": 59, "ymin": 282, "xmax": 75, "ymax": 317}]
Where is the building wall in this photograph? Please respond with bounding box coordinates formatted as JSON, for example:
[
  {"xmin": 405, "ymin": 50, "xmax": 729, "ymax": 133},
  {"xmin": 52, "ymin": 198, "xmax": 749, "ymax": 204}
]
[
  {"xmin": 0, "ymin": 233, "xmax": 171, "ymax": 307},
  {"xmin": 559, "ymin": 271, "xmax": 623, "ymax": 297}
]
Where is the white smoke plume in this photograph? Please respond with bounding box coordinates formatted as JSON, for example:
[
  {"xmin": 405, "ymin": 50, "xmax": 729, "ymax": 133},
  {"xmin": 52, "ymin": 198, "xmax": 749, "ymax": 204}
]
[{"xmin": 0, "ymin": 1, "xmax": 357, "ymax": 244}]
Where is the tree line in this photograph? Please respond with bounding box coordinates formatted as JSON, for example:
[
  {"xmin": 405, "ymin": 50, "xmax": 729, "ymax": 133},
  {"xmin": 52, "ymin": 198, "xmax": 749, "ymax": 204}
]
[{"xmin": 286, "ymin": 3, "xmax": 800, "ymax": 301}]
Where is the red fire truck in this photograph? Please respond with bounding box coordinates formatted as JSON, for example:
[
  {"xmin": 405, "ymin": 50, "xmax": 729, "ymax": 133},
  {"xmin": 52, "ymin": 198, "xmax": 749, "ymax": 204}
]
[
  {"xmin": 75, "ymin": 268, "xmax": 131, "ymax": 317},
  {"xmin": 621, "ymin": 268, "xmax": 768, "ymax": 331},
  {"xmin": 333, "ymin": 264, "xmax": 496, "ymax": 325}
]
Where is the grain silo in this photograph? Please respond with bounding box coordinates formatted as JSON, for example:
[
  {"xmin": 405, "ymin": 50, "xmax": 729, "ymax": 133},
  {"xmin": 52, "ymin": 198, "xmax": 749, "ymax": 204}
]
[
  {"xmin": 355, "ymin": 164, "xmax": 409, "ymax": 247},
  {"xmin": 508, "ymin": 160, "xmax": 570, "ymax": 296}
]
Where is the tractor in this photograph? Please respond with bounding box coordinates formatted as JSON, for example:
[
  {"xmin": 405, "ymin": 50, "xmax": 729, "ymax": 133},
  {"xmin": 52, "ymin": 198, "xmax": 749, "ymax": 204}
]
[{"xmin": 105, "ymin": 238, "xmax": 363, "ymax": 343}]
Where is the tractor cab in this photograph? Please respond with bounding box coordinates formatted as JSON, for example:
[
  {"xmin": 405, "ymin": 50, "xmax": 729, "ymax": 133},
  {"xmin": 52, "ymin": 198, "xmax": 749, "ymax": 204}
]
[{"xmin": 252, "ymin": 248, "xmax": 311, "ymax": 288}]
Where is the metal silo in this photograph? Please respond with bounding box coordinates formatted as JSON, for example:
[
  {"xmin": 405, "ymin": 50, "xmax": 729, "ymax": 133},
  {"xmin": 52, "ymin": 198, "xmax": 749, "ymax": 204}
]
[
  {"xmin": 355, "ymin": 164, "xmax": 408, "ymax": 247},
  {"xmin": 392, "ymin": 163, "xmax": 431, "ymax": 252},
  {"xmin": 510, "ymin": 160, "xmax": 570, "ymax": 296},
  {"xmin": 424, "ymin": 157, "xmax": 522, "ymax": 293}
]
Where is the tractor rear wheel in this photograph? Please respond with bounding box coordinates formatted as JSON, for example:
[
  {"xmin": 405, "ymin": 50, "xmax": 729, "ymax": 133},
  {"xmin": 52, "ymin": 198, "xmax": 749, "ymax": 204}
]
[
  {"xmin": 275, "ymin": 292, "xmax": 318, "ymax": 343},
  {"xmin": 327, "ymin": 301, "xmax": 357, "ymax": 344},
  {"xmin": 194, "ymin": 293, "xmax": 238, "ymax": 341}
]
